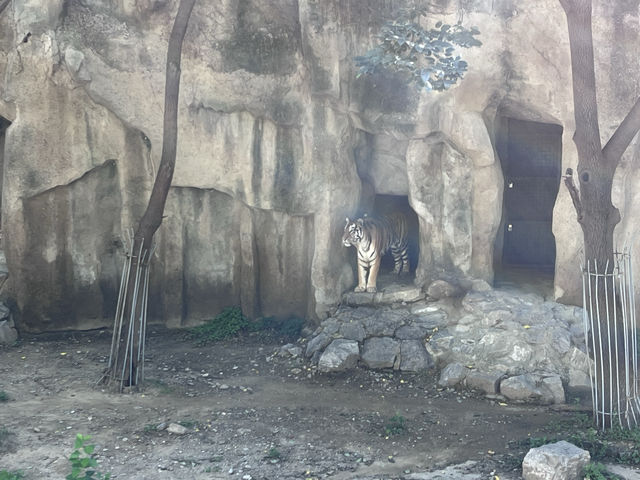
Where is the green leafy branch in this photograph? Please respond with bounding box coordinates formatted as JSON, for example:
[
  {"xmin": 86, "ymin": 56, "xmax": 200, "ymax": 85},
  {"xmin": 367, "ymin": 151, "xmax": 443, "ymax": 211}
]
[{"xmin": 355, "ymin": 9, "xmax": 481, "ymax": 91}]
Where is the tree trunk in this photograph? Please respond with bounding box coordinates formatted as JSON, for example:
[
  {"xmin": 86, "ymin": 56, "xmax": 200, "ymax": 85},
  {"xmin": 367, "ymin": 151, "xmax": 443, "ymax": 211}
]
[
  {"xmin": 0, "ymin": 0, "xmax": 9, "ymax": 16},
  {"xmin": 560, "ymin": 0, "xmax": 640, "ymax": 427},
  {"xmin": 102, "ymin": 0, "xmax": 196, "ymax": 389}
]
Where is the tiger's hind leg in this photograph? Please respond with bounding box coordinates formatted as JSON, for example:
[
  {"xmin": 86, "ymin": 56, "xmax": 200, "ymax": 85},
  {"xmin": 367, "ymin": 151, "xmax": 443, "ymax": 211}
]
[{"xmin": 391, "ymin": 245, "xmax": 410, "ymax": 276}]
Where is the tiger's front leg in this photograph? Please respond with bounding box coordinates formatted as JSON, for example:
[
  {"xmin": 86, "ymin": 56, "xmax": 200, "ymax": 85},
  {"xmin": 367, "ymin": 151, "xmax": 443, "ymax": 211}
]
[
  {"xmin": 354, "ymin": 261, "xmax": 368, "ymax": 292},
  {"xmin": 365, "ymin": 256, "xmax": 381, "ymax": 293}
]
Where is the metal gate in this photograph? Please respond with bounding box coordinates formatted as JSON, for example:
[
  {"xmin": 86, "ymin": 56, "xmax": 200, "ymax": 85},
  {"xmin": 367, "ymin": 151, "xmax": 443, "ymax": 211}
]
[{"xmin": 502, "ymin": 118, "xmax": 562, "ymax": 267}]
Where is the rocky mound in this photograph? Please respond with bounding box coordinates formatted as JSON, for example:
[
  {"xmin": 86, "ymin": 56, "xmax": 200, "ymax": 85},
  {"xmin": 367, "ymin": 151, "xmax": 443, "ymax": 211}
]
[{"xmin": 304, "ymin": 281, "xmax": 591, "ymax": 406}]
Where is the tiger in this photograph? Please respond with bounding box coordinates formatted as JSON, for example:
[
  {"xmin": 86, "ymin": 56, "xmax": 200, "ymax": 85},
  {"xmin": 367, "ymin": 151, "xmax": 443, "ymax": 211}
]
[{"xmin": 342, "ymin": 213, "xmax": 409, "ymax": 293}]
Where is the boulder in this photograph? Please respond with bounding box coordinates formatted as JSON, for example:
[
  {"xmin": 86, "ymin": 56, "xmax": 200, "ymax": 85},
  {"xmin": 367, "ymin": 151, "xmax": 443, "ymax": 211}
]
[
  {"xmin": 471, "ymin": 279, "xmax": 492, "ymax": 292},
  {"xmin": 362, "ymin": 309, "xmax": 409, "ymax": 337},
  {"xmin": 167, "ymin": 423, "xmax": 188, "ymax": 435},
  {"xmin": 279, "ymin": 343, "xmax": 303, "ymax": 358},
  {"xmin": 318, "ymin": 339, "xmax": 360, "ymax": 372},
  {"xmin": 342, "ymin": 284, "xmax": 423, "ymax": 306},
  {"xmin": 399, "ymin": 340, "xmax": 433, "ymax": 372},
  {"xmin": 319, "ymin": 318, "xmax": 340, "ymax": 336},
  {"xmin": 0, "ymin": 319, "xmax": 17, "ymax": 344},
  {"xmin": 339, "ymin": 321, "xmax": 366, "ymax": 342},
  {"xmin": 305, "ymin": 333, "xmax": 332, "ymax": 358},
  {"xmin": 411, "ymin": 311, "xmax": 449, "ymax": 329},
  {"xmin": 395, "ymin": 325, "xmax": 429, "ymax": 340},
  {"xmin": 500, "ymin": 374, "xmax": 565, "ymax": 405},
  {"xmin": 438, "ymin": 363, "xmax": 469, "ymax": 387},
  {"xmin": 0, "ymin": 303, "xmax": 10, "ymax": 320},
  {"xmin": 465, "ymin": 370, "xmax": 504, "ymax": 395},
  {"xmin": 541, "ymin": 376, "xmax": 566, "ymax": 404},
  {"xmin": 522, "ymin": 441, "xmax": 590, "ymax": 480},
  {"xmin": 361, "ymin": 337, "xmax": 400, "ymax": 369}
]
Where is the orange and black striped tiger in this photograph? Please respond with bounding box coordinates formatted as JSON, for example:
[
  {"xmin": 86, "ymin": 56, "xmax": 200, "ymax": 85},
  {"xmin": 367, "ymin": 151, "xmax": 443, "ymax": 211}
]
[{"xmin": 342, "ymin": 213, "xmax": 409, "ymax": 293}]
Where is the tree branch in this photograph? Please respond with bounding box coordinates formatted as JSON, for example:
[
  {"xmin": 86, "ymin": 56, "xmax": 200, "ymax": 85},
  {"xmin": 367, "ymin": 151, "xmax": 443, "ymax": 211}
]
[
  {"xmin": 0, "ymin": 0, "xmax": 10, "ymax": 17},
  {"xmin": 563, "ymin": 168, "xmax": 583, "ymax": 223},
  {"xmin": 602, "ymin": 96, "xmax": 640, "ymax": 164}
]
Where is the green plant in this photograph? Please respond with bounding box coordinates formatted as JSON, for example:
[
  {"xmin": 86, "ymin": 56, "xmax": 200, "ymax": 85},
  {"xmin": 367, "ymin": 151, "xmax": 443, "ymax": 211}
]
[
  {"xmin": 583, "ymin": 462, "xmax": 620, "ymax": 480},
  {"xmin": 0, "ymin": 391, "xmax": 9, "ymax": 402},
  {"xmin": 146, "ymin": 378, "xmax": 174, "ymax": 394},
  {"xmin": 354, "ymin": 8, "xmax": 481, "ymax": 92},
  {"xmin": 384, "ymin": 414, "xmax": 406, "ymax": 436},
  {"xmin": 526, "ymin": 436, "xmax": 551, "ymax": 448},
  {"xmin": 0, "ymin": 470, "xmax": 24, "ymax": 480},
  {"xmin": 529, "ymin": 413, "xmax": 640, "ymax": 466},
  {"xmin": 266, "ymin": 447, "xmax": 281, "ymax": 459},
  {"xmin": 67, "ymin": 434, "xmax": 110, "ymax": 480},
  {"xmin": 189, "ymin": 307, "xmax": 249, "ymax": 344}
]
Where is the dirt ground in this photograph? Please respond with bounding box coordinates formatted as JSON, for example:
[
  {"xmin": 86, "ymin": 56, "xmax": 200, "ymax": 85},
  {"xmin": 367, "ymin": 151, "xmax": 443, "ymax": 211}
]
[{"xmin": 0, "ymin": 327, "xmax": 590, "ymax": 479}]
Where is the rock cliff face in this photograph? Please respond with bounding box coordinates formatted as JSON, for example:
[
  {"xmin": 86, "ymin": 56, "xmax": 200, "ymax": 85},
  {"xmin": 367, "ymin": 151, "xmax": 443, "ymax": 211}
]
[{"xmin": 1, "ymin": 0, "xmax": 639, "ymax": 330}]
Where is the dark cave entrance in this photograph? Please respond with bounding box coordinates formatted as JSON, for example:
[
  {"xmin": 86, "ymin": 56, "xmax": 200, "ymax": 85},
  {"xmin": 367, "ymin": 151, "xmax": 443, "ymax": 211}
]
[
  {"xmin": 363, "ymin": 194, "xmax": 420, "ymax": 289},
  {"xmin": 352, "ymin": 131, "xmax": 419, "ymax": 291},
  {"xmin": 494, "ymin": 117, "xmax": 562, "ymax": 295}
]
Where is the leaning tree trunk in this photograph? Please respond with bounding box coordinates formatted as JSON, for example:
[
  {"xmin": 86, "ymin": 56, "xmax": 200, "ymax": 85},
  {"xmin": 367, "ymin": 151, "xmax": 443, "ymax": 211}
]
[
  {"xmin": 0, "ymin": 0, "xmax": 9, "ymax": 16},
  {"xmin": 560, "ymin": 0, "xmax": 640, "ymax": 428},
  {"xmin": 102, "ymin": 0, "xmax": 196, "ymax": 390}
]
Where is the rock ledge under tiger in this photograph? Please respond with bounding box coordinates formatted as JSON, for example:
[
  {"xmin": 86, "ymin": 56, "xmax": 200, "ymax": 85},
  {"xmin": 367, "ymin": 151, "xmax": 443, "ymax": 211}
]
[{"xmin": 342, "ymin": 214, "xmax": 409, "ymax": 293}]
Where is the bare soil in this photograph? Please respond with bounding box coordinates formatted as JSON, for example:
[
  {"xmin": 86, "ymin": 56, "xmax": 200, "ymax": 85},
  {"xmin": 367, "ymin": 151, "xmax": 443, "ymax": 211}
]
[{"xmin": 0, "ymin": 328, "xmax": 587, "ymax": 479}]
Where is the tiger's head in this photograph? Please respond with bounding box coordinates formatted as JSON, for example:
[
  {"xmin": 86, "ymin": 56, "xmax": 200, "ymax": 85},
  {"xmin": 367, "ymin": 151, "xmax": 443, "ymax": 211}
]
[{"xmin": 342, "ymin": 217, "xmax": 364, "ymax": 247}]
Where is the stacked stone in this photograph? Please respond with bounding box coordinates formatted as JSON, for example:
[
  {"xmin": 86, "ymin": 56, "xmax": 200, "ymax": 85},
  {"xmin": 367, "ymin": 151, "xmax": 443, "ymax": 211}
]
[
  {"xmin": 305, "ymin": 298, "xmax": 444, "ymax": 374},
  {"xmin": 305, "ymin": 282, "xmax": 592, "ymax": 406}
]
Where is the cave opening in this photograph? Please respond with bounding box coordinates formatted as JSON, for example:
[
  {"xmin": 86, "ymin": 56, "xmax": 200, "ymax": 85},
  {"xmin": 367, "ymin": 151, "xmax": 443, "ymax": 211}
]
[
  {"xmin": 346, "ymin": 194, "xmax": 419, "ymax": 292},
  {"xmin": 371, "ymin": 194, "xmax": 419, "ymax": 278},
  {"xmin": 351, "ymin": 131, "xmax": 419, "ymax": 292},
  {"xmin": 493, "ymin": 117, "xmax": 563, "ymax": 297}
]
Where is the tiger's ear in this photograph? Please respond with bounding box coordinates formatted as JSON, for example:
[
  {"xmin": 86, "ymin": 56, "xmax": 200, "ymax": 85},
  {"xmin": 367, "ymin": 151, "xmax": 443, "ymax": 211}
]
[
  {"xmin": 345, "ymin": 217, "xmax": 350, "ymax": 225},
  {"xmin": 356, "ymin": 218, "xmax": 364, "ymax": 226}
]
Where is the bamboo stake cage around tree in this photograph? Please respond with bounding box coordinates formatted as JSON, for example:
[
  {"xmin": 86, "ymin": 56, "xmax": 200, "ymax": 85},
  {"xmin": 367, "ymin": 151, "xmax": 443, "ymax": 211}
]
[
  {"xmin": 102, "ymin": 230, "xmax": 156, "ymax": 392},
  {"xmin": 582, "ymin": 250, "xmax": 640, "ymax": 429}
]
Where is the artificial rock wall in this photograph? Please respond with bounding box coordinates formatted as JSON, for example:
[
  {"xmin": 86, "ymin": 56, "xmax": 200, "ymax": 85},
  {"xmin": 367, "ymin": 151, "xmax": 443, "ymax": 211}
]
[{"xmin": 1, "ymin": 0, "xmax": 640, "ymax": 331}]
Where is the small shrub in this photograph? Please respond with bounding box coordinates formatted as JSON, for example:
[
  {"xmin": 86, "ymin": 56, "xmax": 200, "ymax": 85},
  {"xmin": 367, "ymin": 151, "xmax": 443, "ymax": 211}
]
[
  {"xmin": 526, "ymin": 436, "xmax": 551, "ymax": 448},
  {"xmin": 266, "ymin": 447, "xmax": 281, "ymax": 459},
  {"xmin": 0, "ymin": 391, "xmax": 9, "ymax": 402},
  {"xmin": 384, "ymin": 414, "xmax": 406, "ymax": 436},
  {"xmin": 263, "ymin": 447, "xmax": 281, "ymax": 463},
  {"xmin": 583, "ymin": 462, "xmax": 620, "ymax": 480},
  {"xmin": 67, "ymin": 434, "xmax": 110, "ymax": 480},
  {"xmin": 0, "ymin": 470, "xmax": 24, "ymax": 480},
  {"xmin": 189, "ymin": 307, "xmax": 249, "ymax": 344},
  {"xmin": 272, "ymin": 316, "xmax": 305, "ymax": 339},
  {"xmin": 178, "ymin": 420, "xmax": 196, "ymax": 429},
  {"xmin": 146, "ymin": 379, "xmax": 174, "ymax": 394}
]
